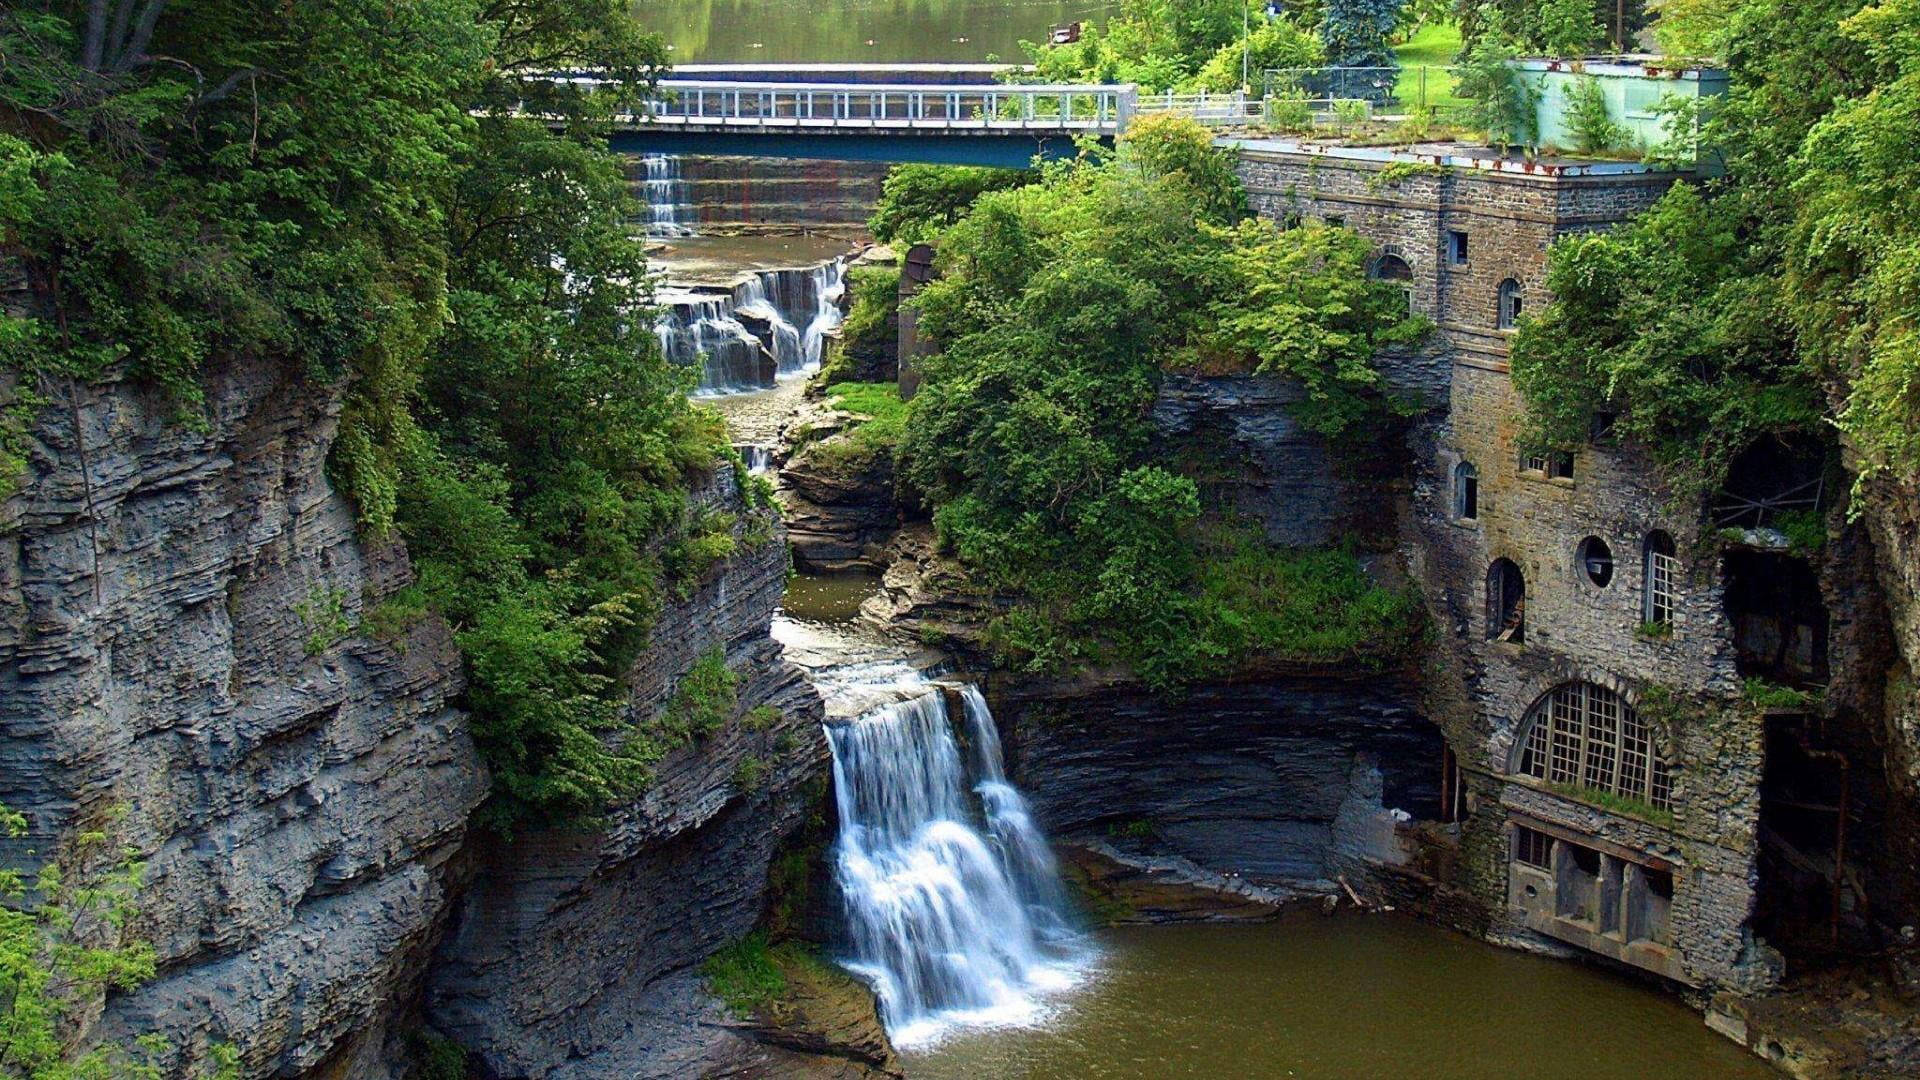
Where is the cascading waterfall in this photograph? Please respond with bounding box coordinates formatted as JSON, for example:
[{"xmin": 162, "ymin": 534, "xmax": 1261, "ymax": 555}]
[
  {"xmin": 638, "ymin": 154, "xmax": 696, "ymax": 238},
  {"xmin": 827, "ymin": 680, "xmax": 1087, "ymax": 1047},
  {"xmin": 733, "ymin": 259, "xmax": 846, "ymax": 377},
  {"xmin": 653, "ymin": 257, "xmax": 848, "ymax": 394}
]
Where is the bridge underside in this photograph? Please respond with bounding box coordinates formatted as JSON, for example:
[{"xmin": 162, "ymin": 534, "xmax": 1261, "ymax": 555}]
[{"xmin": 606, "ymin": 129, "xmax": 1093, "ymax": 167}]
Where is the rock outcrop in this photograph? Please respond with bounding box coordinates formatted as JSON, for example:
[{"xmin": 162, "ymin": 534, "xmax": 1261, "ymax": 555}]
[
  {"xmin": 426, "ymin": 468, "xmax": 844, "ymax": 1079},
  {"xmin": 986, "ymin": 668, "xmax": 1444, "ymax": 891},
  {"xmin": 0, "ymin": 349, "xmax": 485, "ymax": 1077}
]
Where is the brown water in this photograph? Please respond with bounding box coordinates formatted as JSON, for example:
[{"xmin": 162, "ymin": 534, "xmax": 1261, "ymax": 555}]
[
  {"xmin": 782, "ymin": 569, "xmax": 884, "ymax": 623},
  {"xmin": 650, "ymin": 234, "xmax": 856, "ymax": 286},
  {"xmin": 638, "ymin": 0, "xmax": 1118, "ymax": 64},
  {"xmin": 904, "ymin": 912, "xmax": 1776, "ymax": 1080}
]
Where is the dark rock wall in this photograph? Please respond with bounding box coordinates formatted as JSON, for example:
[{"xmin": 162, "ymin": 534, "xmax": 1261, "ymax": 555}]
[
  {"xmin": 0, "ymin": 347, "xmax": 486, "ymax": 1077},
  {"xmin": 426, "ymin": 468, "xmax": 832, "ymax": 1079},
  {"xmin": 986, "ymin": 671, "xmax": 1443, "ymax": 887}
]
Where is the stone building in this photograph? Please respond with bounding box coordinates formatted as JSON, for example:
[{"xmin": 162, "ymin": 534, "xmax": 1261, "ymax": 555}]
[{"xmin": 1234, "ymin": 139, "xmax": 1820, "ymax": 994}]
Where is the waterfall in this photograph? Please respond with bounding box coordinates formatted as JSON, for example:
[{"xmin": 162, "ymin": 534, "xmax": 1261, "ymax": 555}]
[
  {"xmin": 738, "ymin": 444, "xmax": 773, "ymax": 474},
  {"xmin": 639, "ymin": 154, "xmax": 695, "ymax": 238},
  {"xmin": 827, "ymin": 682, "xmax": 1087, "ymax": 1047},
  {"xmin": 733, "ymin": 259, "xmax": 846, "ymax": 377},
  {"xmin": 653, "ymin": 257, "xmax": 848, "ymax": 394}
]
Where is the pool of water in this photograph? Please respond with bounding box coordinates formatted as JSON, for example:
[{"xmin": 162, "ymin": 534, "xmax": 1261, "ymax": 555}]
[
  {"xmin": 781, "ymin": 569, "xmax": 883, "ymax": 623},
  {"xmin": 903, "ymin": 912, "xmax": 1775, "ymax": 1080},
  {"xmin": 650, "ymin": 234, "xmax": 856, "ymax": 286},
  {"xmin": 637, "ymin": 0, "xmax": 1119, "ymax": 64}
]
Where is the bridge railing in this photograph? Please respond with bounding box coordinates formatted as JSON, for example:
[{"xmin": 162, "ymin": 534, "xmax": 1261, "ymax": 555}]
[
  {"xmin": 1131, "ymin": 90, "xmax": 1265, "ymax": 127},
  {"xmin": 612, "ymin": 80, "xmax": 1138, "ymax": 132}
]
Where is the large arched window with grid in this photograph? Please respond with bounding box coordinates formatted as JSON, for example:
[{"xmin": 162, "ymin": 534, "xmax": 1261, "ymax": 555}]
[{"xmin": 1516, "ymin": 682, "xmax": 1673, "ymax": 811}]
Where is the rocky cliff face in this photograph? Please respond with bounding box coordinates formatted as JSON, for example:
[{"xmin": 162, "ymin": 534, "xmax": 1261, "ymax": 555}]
[
  {"xmin": 425, "ymin": 468, "xmax": 848, "ymax": 1079},
  {"xmin": 0, "ymin": 347, "xmax": 486, "ymax": 1077},
  {"xmin": 985, "ymin": 669, "xmax": 1445, "ymax": 895}
]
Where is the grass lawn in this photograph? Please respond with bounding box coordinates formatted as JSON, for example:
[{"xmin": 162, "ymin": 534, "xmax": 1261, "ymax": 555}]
[{"xmin": 1393, "ymin": 22, "xmax": 1465, "ymax": 110}]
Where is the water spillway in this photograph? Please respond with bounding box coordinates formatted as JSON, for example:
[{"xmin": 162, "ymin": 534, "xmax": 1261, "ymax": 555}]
[
  {"xmin": 653, "ymin": 257, "xmax": 847, "ymax": 393},
  {"xmin": 639, "ymin": 153, "xmax": 696, "ymax": 237},
  {"xmin": 826, "ymin": 680, "xmax": 1086, "ymax": 1047}
]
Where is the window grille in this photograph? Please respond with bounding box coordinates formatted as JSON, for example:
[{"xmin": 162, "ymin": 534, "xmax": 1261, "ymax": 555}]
[
  {"xmin": 1515, "ymin": 826, "xmax": 1553, "ymax": 869},
  {"xmin": 1518, "ymin": 683, "xmax": 1673, "ymax": 812},
  {"xmin": 1644, "ymin": 531, "xmax": 1678, "ymax": 625}
]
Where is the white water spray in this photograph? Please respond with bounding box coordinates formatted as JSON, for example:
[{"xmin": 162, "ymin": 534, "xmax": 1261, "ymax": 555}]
[{"xmin": 826, "ymin": 680, "xmax": 1087, "ymax": 1047}]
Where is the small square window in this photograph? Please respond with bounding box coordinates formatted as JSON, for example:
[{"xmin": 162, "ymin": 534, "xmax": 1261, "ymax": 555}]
[{"xmin": 1447, "ymin": 231, "xmax": 1469, "ymax": 265}]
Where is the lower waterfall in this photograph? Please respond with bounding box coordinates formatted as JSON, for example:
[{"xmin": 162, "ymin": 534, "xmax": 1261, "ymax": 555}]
[
  {"xmin": 826, "ymin": 680, "xmax": 1088, "ymax": 1047},
  {"xmin": 653, "ymin": 257, "xmax": 847, "ymax": 393}
]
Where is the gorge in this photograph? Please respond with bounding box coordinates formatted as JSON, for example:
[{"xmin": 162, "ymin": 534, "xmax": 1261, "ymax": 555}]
[{"xmin": 3, "ymin": 2, "xmax": 1919, "ymax": 1079}]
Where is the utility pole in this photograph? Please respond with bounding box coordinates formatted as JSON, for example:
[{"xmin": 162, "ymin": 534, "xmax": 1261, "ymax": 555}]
[{"xmin": 1241, "ymin": 0, "xmax": 1250, "ymax": 93}]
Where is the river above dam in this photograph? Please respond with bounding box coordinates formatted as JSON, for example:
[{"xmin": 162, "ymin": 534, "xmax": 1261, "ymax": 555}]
[
  {"xmin": 902, "ymin": 912, "xmax": 1776, "ymax": 1079},
  {"xmin": 639, "ymin": 0, "xmax": 1120, "ymax": 64}
]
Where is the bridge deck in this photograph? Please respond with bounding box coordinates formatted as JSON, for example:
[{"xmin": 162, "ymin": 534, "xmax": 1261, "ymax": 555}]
[{"xmin": 571, "ymin": 78, "xmax": 1138, "ymax": 137}]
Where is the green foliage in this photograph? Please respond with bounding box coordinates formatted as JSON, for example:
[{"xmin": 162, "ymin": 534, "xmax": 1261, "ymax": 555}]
[
  {"xmin": 1188, "ymin": 18, "xmax": 1323, "ymax": 92},
  {"xmin": 744, "ymin": 705, "xmax": 782, "ymax": 731},
  {"xmin": 410, "ymin": 1029, "xmax": 470, "ymax": 1080},
  {"xmin": 1509, "ymin": 182, "xmax": 1818, "ymax": 504},
  {"xmin": 1782, "ymin": 0, "xmax": 1920, "ymax": 485},
  {"xmin": 0, "ymin": 1, "xmax": 717, "ymax": 832},
  {"xmin": 1563, "ymin": 76, "xmax": 1628, "ymax": 153},
  {"xmin": 1773, "ymin": 508, "xmax": 1828, "ymax": 553},
  {"xmin": 295, "ymin": 587, "xmax": 353, "ymax": 657},
  {"xmin": 805, "ymin": 382, "xmax": 909, "ymax": 471},
  {"xmin": 868, "ymin": 165, "xmax": 1030, "ymax": 246},
  {"xmin": 0, "ymin": 804, "xmax": 240, "ymax": 1078},
  {"xmin": 1454, "ymin": 28, "xmax": 1541, "ymax": 148},
  {"xmin": 1543, "ymin": 782, "xmax": 1677, "ymax": 827},
  {"xmin": 1022, "ymin": 1, "xmax": 1320, "ymax": 93},
  {"xmin": 1368, "ymin": 160, "xmax": 1451, "ymax": 191},
  {"xmin": 830, "ymin": 266, "xmax": 901, "ymax": 379},
  {"xmin": 1534, "ymin": 0, "xmax": 1603, "ymax": 55},
  {"xmin": 661, "ymin": 646, "xmax": 739, "ymax": 744},
  {"xmin": 900, "ymin": 121, "xmax": 1425, "ymax": 686},
  {"xmin": 1321, "ymin": 0, "xmax": 1404, "ymax": 69},
  {"xmin": 1108, "ymin": 819, "xmax": 1157, "ymax": 840},
  {"xmin": 1637, "ymin": 619, "xmax": 1675, "ymax": 639},
  {"xmin": 701, "ymin": 932, "xmax": 786, "ymax": 1017},
  {"xmin": 1648, "ymin": 0, "xmax": 1747, "ymax": 57},
  {"xmin": 732, "ymin": 755, "xmax": 768, "ymax": 793},
  {"xmin": 1742, "ymin": 677, "xmax": 1824, "ymax": 710}
]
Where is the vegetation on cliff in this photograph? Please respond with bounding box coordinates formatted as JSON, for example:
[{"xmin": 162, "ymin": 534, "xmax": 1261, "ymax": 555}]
[
  {"xmin": 1508, "ymin": 0, "xmax": 1920, "ymax": 499},
  {"xmin": 0, "ymin": 2, "xmax": 732, "ymax": 829},
  {"xmin": 898, "ymin": 116, "xmax": 1426, "ymax": 686}
]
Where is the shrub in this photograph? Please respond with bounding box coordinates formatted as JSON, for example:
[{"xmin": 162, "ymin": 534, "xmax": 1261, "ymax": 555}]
[{"xmin": 1564, "ymin": 76, "xmax": 1628, "ymax": 153}]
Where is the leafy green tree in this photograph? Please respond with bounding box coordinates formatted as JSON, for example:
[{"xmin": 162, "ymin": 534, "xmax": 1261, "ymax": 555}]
[
  {"xmin": 901, "ymin": 118, "xmax": 1424, "ymax": 685},
  {"xmin": 867, "ymin": 164, "xmax": 1030, "ymax": 246}
]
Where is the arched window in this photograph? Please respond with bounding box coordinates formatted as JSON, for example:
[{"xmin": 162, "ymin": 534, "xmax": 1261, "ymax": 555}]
[
  {"xmin": 1497, "ymin": 278, "xmax": 1523, "ymax": 329},
  {"xmin": 1643, "ymin": 531, "xmax": 1678, "ymax": 625},
  {"xmin": 1516, "ymin": 682, "xmax": 1673, "ymax": 811},
  {"xmin": 1453, "ymin": 461, "xmax": 1478, "ymax": 520},
  {"xmin": 1371, "ymin": 254, "xmax": 1413, "ymax": 281},
  {"xmin": 1372, "ymin": 254, "xmax": 1414, "ymax": 314},
  {"xmin": 1487, "ymin": 558, "xmax": 1525, "ymax": 643}
]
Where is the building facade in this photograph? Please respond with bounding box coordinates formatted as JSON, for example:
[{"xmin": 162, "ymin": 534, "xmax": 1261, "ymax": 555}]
[{"xmin": 1235, "ymin": 141, "xmax": 1804, "ymax": 993}]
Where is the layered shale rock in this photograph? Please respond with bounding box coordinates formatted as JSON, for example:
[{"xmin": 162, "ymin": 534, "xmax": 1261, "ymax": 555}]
[
  {"xmin": 426, "ymin": 468, "xmax": 849, "ymax": 1079},
  {"xmin": 0, "ymin": 347, "xmax": 485, "ymax": 1077}
]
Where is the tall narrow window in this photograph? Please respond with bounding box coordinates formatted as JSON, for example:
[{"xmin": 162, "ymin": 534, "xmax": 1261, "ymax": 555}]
[
  {"xmin": 1643, "ymin": 530, "xmax": 1678, "ymax": 626},
  {"xmin": 1448, "ymin": 230, "xmax": 1469, "ymax": 265},
  {"xmin": 1487, "ymin": 558, "xmax": 1525, "ymax": 643},
  {"xmin": 1453, "ymin": 461, "xmax": 1479, "ymax": 520},
  {"xmin": 1516, "ymin": 682, "xmax": 1674, "ymax": 813},
  {"xmin": 1497, "ymin": 278, "xmax": 1523, "ymax": 329}
]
